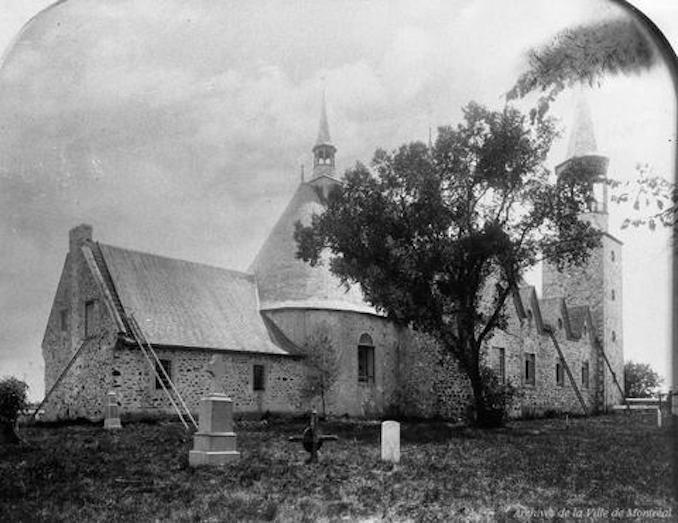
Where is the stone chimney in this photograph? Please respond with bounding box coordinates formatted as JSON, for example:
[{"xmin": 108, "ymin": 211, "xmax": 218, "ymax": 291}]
[
  {"xmin": 68, "ymin": 224, "xmax": 92, "ymax": 350},
  {"xmin": 69, "ymin": 223, "xmax": 93, "ymax": 253}
]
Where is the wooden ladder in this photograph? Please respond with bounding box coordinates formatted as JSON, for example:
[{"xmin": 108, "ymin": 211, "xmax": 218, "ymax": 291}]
[
  {"xmin": 543, "ymin": 325, "xmax": 588, "ymax": 416},
  {"xmin": 594, "ymin": 337, "xmax": 630, "ymax": 412},
  {"xmin": 127, "ymin": 313, "xmax": 198, "ymax": 430}
]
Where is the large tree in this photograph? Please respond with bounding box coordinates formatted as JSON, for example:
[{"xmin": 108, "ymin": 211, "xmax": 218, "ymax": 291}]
[{"xmin": 295, "ymin": 102, "xmax": 600, "ymax": 427}]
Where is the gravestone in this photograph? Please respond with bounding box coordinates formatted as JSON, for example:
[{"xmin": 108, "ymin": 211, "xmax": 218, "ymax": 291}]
[
  {"xmin": 103, "ymin": 391, "xmax": 122, "ymax": 430},
  {"xmin": 381, "ymin": 420, "xmax": 400, "ymax": 463},
  {"xmin": 189, "ymin": 355, "xmax": 240, "ymax": 466}
]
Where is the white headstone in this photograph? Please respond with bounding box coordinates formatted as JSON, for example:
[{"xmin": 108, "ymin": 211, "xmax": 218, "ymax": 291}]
[{"xmin": 381, "ymin": 420, "xmax": 400, "ymax": 463}]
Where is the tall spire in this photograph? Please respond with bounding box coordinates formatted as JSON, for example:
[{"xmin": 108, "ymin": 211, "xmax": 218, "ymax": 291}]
[
  {"xmin": 316, "ymin": 89, "xmax": 332, "ymax": 147},
  {"xmin": 567, "ymin": 92, "xmax": 598, "ymax": 158},
  {"xmin": 312, "ymin": 89, "xmax": 337, "ymax": 180}
]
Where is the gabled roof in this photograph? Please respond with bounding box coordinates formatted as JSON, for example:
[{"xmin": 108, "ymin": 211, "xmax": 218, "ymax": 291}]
[{"xmin": 93, "ymin": 243, "xmax": 296, "ymax": 356}]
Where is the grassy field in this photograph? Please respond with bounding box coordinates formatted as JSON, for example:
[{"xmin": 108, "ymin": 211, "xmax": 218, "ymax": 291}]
[{"xmin": 0, "ymin": 411, "xmax": 673, "ymax": 521}]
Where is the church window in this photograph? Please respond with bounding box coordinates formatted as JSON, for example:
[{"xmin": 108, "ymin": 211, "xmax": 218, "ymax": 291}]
[
  {"xmin": 611, "ymin": 289, "xmax": 615, "ymax": 301},
  {"xmin": 581, "ymin": 361, "xmax": 590, "ymax": 389},
  {"xmin": 611, "ymin": 251, "xmax": 615, "ymax": 262},
  {"xmin": 84, "ymin": 300, "xmax": 96, "ymax": 337},
  {"xmin": 556, "ymin": 361, "xmax": 564, "ymax": 386},
  {"xmin": 494, "ymin": 347, "xmax": 505, "ymax": 384},
  {"xmin": 155, "ymin": 359, "xmax": 172, "ymax": 390},
  {"xmin": 583, "ymin": 324, "xmax": 587, "ymax": 336},
  {"xmin": 524, "ymin": 353, "xmax": 535, "ymax": 386},
  {"xmin": 60, "ymin": 309, "xmax": 68, "ymax": 331},
  {"xmin": 557, "ymin": 318, "xmax": 563, "ymax": 330},
  {"xmin": 253, "ymin": 364, "xmax": 265, "ymax": 391},
  {"xmin": 611, "ymin": 331, "xmax": 616, "ymax": 342},
  {"xmin": 527, "ymin": 309, "xmax": 533, "ymax": 322},
  {"xmin": 358, "ymin": 334, "xmax": 375, "ymax": 384}
]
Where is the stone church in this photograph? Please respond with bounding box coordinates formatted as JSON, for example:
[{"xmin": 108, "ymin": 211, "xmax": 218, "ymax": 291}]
[{"xmin": 40, "ymin": 97, "xmax": 624, "ymax": 421}]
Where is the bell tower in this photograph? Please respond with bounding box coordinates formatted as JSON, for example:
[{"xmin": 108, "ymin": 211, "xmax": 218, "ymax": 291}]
[
  {"xmin": 542, "ymin": 93, "xmax": 624, "ymax": 410},
  {"xmin": 311, "ymin": 90, "xmax": 337, "ymax": 180}
]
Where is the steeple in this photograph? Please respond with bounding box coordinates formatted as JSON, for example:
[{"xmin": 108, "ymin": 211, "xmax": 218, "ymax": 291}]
[
  {"xmin": 567, "ymin": 94, "xmax": 598, "ymax": 158},
  {"xmin": 311, "ymin": 90, "xmax": 337, "ymax": 180},
  {"xmin": 555, "ymin": 91, "xmax": 610, "ymax": 230}
]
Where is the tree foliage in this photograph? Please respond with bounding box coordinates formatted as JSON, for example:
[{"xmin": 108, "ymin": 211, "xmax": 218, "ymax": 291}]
[
  {"xmin": 507, "ymin": 17, "xmax": 656, "ymax": 121},
  {"xmin": 295, "ymin": 102, "xmax": 601, "ymax": 427},
  {"xmin": 300, "ymin": 327, "xmax": 340, "ymax": 417},
  {"xmin": 0, "ymin": 376, "xmax": 29, "ymax": 444},
  {"xmin": 508, "ymin": 15, "xmax": 675, "ymax": 230},
  {"xmin": 624, "ymin": 361, "xmax": 663, "ymax": 398}
]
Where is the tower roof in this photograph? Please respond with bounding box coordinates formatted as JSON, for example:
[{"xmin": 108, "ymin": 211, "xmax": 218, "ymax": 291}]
[
  {"xmin": 567, "ymin": 93, "xmax": 598, "ymax": 158},
  {"xmin": 249, "ymin": 183, "xmax": 376, "ymax": 314},
  {"xmin": 315, "ymin": 90, "xmax": 333, "ymax": 148}
]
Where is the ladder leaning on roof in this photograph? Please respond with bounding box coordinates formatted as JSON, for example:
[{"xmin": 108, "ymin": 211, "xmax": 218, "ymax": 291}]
[
  {"xmin": 594, "ymin": 337, "xmax": 630, "ymax": 413},
  {"xmin": 543, "ymin": 324, "xmax": 589, "ymax": 416},
  {"xmin": 127, "ymin": 313, "xmax": 198, "ymax": 431}
]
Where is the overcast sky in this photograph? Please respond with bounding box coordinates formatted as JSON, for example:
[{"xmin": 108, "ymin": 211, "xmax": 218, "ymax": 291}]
[{"xmin": 0, "ymin": 0, "xmax": 675, "ymax": 400}]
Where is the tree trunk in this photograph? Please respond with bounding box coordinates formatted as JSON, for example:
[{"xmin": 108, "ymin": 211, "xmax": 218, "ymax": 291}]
[{"xmin": 0, "ymin": 420, "xmax": 22, "ymax": 445}]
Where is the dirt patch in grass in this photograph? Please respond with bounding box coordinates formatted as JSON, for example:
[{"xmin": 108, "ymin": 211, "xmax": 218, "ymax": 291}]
[{"xmin": 0, "ymin": 412, "xmax": 673, "ymax": 521}]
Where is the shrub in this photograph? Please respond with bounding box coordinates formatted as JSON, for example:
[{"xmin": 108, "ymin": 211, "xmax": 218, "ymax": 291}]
[
  {"xmin": 0, "ymin": 376, "xmax": 29, "ymax": 444},
  {"xmin": 476, "ymin": 367, "xmax": 520, "ymax": 427}
]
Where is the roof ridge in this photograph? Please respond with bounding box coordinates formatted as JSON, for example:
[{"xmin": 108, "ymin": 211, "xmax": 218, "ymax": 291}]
[{"xmin": 99, "ymin": 242, "xmax": 253, "ymax": 279}]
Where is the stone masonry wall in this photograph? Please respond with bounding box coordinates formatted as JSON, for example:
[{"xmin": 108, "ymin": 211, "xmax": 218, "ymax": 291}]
[
  {"xmin": 41, "ymin": 226, "xmax": 120, "ymax": 420},
  {"xmin": 542, "ymin": 234, "xmax": 624, "ymax": 409},
  {"xmin": 487, "ymin": 304, "xmax": 599, "ymax": 416},
  {"xmin": 263, "ymin": 309, "xmax": 403, "ymax": 417},
  {"xmin": 111, "ymin": 346, "xmax": 308, "ymax": 416}
]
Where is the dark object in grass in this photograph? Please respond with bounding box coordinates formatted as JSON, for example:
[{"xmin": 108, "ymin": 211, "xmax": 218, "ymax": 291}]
[
  {"xmin": 288, "ymin": 409, "xmax": 337, "ymax": 463},
  {"xmin": 0, "ymin": 377, "xmax": 29, "ymax": 445}
]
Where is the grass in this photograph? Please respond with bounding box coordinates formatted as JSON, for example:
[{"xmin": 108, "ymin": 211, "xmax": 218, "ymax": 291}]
[{"xmin": 0, "ymin": 412, "xmax": 673, "ymax": 521}]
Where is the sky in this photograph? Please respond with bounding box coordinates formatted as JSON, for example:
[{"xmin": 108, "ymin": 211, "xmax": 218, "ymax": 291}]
[{"xmin": 0, "ymin": 0, "xmax": 675, "ymax": 400}]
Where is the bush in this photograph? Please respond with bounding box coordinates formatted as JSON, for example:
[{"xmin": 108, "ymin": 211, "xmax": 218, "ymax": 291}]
[
  {"xmin": 476, "ymin": 367, "xmax": 520, "ymax": 427},
  {"xmin": 0, "ymin": 376, "xmax": 29, "ymax": 444}
]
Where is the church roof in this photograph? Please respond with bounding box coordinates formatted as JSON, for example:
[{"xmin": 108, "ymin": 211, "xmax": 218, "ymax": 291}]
[
  {"xmin": 94, "ymin": 243, "xmax": 296, "ymax": 356},
  {"xmin": 315, "ymin": 90, "xmax": 333, "ymax": 148},
  {"xmin": 567, "ymin": 93, "xmax": 598, "ymax": 158},
  {"xmin": 249, "ymin": 182, "xmax": 377, "ymax": 314}
]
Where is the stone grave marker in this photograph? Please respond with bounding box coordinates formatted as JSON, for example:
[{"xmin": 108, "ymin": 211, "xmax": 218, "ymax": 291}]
[
  {"xmin": 103, "ymin": 391, "xmax": 122, "ymax": 430},
  {"xmin": 189, "ymin": 355, "xmax": 240, "ymax": 466},
  {"xmin": 381, "ymin": 420, "xmax": 400, "ymax": 463}
]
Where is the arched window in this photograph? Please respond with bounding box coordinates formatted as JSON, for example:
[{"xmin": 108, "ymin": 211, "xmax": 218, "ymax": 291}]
[
  {"xmin": 583, "ymin": 324, "xmax": 587, "ymax": 335},
  {"xmin": 527, "ymin": 309, "xmax": 533, "ymax": 322},
  {"xmin": 612, "ymin": 331, "xmax": 616, "ymax": 342},
  {"xmin": 557, "ymin": 318, "xmax": 563, "ymax": 330},
  {"xmin": 358, "ymin": 334, "xmax": 375, "ymax": 384},
  {"xmin": 611, "ymin": 250, "xmax": 615, "ymax": 262},
  {"xmin": 611, "ymin": 289, "xmax": 615, "ymax": 301}
]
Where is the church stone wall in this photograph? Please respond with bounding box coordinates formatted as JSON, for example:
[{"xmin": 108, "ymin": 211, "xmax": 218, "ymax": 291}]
[
  {"xmin": 262, "ymin": 309, "xmax": 403, "ymax": 417},
  {"xmin": 488, "ymin": 309, "xmax": 599, "ymax": 416},
  {"xmin": 542, "ymin": 234, "xmax": 624, "ymax": 409},
  {"xmin": 111, "ymin": 346, "xmax": 308, "ymax": 417},
  {"xmin": 41, "ymin": 231, "xmax": 119, "ymax": 421}
]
